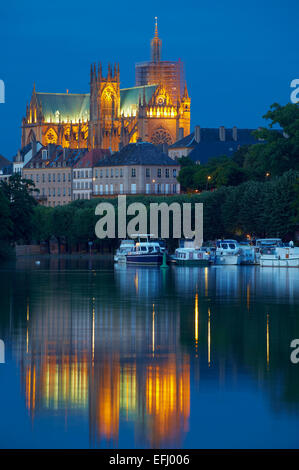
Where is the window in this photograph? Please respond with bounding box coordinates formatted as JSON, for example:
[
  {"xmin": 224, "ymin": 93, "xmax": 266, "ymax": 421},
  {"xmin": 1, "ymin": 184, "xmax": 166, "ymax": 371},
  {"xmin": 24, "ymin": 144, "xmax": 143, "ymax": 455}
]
[
  {"xmin": 157, "ymin": 168, "xmax": 161, "ymax": 178},
  {"xmin": 119, "ymin": 183, "xmax": 124, "ymax": 194},
  {"xmin": 100, "ymin": 170, "xmax": 103, "ymax": 178},
  {"xmin": 165, "ymin": 168, "xmax": 169, "ymax": 178},
  {"xmin": 131, "ymin": 168, "xmax": 136, "ymax": 177},
  {"xmin": 115, "ymin": 169, "xmax": 119, "ymax": 177},
  {"xmin": 68, "ymin": 188, "xmax": 71, "ymax": 196},
  {"xmin": 110, "ymin": 184, "xmax": 113, "ymax": 194},
  {"xmin": 173, "ymin": 169, "xmax": 177, "ymax": 177},
  {"xmin": 106, "ymin": 169, "xmax": 109, "ymax": 177},
  {"xmin": 48, "ymin": 174, "xmax": 51, "ymax": 182},
  {"xmin": 95, "ymin": 184, "xmax": 98, "ymax": 194},
  {"xmin": 111, "ymin": 169, "xmax": 114, "ymax": 177},
  {"xmin": 68, "ymin": 173, "xmax": 71, "ymax": 181},
  {"xmin": 36, "ymin": 174, "xmax": 39, "ymax": 182},
  {"xmin": 42, "ymin": 149, "xmax": 48, "ymax": 160},
  {"xmin": 57, "ymin": 173, "xmax": 60, "ymax": 182},
  {"xmin": 63, "ymin": 188, "xmax": 66, "ymax": 196},
  {"xmin": 105, "ymin": 184, "xmax": 109, "ymax": 194},
  {"xmin": 53, "ymin": 174, "xmax": 55, "ymax": 182},
  {"xmin": 100, "ymin": 184, "xmax": 103, "ymax": 194},
  {"xmin": 165, "ymin": 184, "xmax": 169, "ymax": 194},
  {"xmin": 131, "ymin": 184, "xmax": 136, "ymax": 194},
  {"xmin": 95, "ymin": 170, "xmax": 98, "ymax": 178},
  {"xmin": 42, "ymin": 188, "xmax": 45, "ymax": 196},
  {"xmin": 173, "ymin": 184, "xmax": 177, "ymax": 193},
  {"xmin": 120, "ymin": 168, "xmax": 123, "ymax": 177},
  {"xmin": 63, "ymin": 173, "xmax": 65, "ymax": 182},
  {"xmin": 48, "ymin": 188, "xmax": 51, "ymax": 196},
  {"xmin": 57, "ymin": 188, "xmax": 61, "ymax": 196},
  {"xmin": 146, "ymin": 168, "xmax": 150, "ymax": 178},
  {"xmin": 146, "ymin": 183, "xmax": 150, "ymax": 194}
]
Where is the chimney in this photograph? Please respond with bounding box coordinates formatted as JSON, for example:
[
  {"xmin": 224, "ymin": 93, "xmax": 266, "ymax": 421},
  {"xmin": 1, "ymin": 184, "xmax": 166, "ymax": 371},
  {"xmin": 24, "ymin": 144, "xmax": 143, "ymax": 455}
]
[
  {"xmin": 194, "ymin": 125, "xmax": 201, "ymax": 143},
  {"xmin": 162, "ymin": 142, "xmax": 168, "ymax": 154},
  {"xmin": 232, "ymin": 126, "xmax": 238, "ymax": 141},
  {"xmin": 32, "ymin": 139, "xmax": 37, "ymax": 157},
  {"xmin": 47, "ymin": 143, "xmax": 55, "ymax": 158},
  {"xmin": 219, "ymin": 126, "xmax": 226, "ymax": 141},
  {"xmin": 178, "ymin": 127, "xmax": 184, "ymax": 140},
  {"xmin": 63, "ymin": 148, "xmax": 68, "ymax": 160}
]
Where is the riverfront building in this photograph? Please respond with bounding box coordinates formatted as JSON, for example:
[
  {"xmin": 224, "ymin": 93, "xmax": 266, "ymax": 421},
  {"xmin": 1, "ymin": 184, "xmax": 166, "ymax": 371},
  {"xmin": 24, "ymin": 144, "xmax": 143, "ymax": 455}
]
[
  {"xmin": 93, "ymin": 142, "xmax": 180, "ymax": 196},
  {"xmin": 168, "ymin": 125, "xmax": 260, "ymax": 163},
  {"xmin": 23, "ymin": 144, "xmax": 88, "ymax": 206}
]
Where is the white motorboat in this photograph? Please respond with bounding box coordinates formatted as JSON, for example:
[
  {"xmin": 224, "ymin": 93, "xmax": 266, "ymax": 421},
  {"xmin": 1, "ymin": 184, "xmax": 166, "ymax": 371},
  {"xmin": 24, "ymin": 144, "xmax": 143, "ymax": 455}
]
[
  {"xmin": 260, "ymin": 246, "xmax": 299, "ymax": 267},
  {"xmin": 254, "ymin": 238, "xmax": 283, "ymax": 264},
  {"xmin": 114, "ymin": 239, "xmax": 135, "ymax": 263},
  {"xmin": 215, "ymin": 240, "xmax": 242, "ymax": 265}
]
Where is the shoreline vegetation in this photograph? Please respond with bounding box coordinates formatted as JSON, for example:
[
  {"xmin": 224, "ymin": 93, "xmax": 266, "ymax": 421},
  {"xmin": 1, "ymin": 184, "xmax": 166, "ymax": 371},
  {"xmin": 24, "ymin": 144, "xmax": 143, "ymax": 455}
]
[{"xmin": 0, "ymin": 103, "xmax": 298, "ymax": 260}]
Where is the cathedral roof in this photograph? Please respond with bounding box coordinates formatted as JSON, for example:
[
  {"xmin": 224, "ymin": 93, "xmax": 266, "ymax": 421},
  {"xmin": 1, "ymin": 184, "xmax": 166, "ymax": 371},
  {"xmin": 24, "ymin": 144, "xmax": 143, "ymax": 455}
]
[
  {"xmin": 120, "ymin": 85, "xmax": 157, "ymax": 115},
  {"xmin": 34, "ymin": 85, "xmax": 158, "ymax": 122},
  {"xmin": 95, "ymin": 142, "xmax": 180, "ymax": 167},
  {"xmin": 35, "ymin": 93, "xmax": 90, "ymax": 122}
]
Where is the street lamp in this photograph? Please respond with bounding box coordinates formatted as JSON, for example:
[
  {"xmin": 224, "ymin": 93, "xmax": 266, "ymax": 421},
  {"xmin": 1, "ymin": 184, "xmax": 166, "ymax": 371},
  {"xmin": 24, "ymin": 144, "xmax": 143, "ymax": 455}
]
[{"xmin": 206, "ymin": 175, "xmax": 211, "ymax": 190}]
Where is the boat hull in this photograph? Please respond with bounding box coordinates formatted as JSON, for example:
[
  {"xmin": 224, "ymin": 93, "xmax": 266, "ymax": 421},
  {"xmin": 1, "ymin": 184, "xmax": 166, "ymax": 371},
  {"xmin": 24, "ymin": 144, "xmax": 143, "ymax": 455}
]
[
  {"xmin": 174, "ymin": 259, "xmax": 209, "ymax": 266},
  {"xmin": 126, "ymin": 253, "xmax": 164, "ymax": 265},
  {"xmin": 260, "ymin": 257, "xmax": 299, "ymax": 267},
  {"xmin": 215, "ymin": 255, "xmax": 241, "ymax": 265}
]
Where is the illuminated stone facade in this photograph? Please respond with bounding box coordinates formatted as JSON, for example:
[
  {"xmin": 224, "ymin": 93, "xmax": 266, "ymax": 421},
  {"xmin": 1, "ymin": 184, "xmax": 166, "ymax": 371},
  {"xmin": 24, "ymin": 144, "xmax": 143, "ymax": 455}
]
[{"xmin": 21, "ymin": 20, "xmax": 190, "ymax": 152}]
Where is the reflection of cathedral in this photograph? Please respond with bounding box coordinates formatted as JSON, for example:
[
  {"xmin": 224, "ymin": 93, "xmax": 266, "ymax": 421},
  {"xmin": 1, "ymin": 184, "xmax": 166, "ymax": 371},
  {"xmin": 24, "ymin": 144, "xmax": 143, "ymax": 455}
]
[
  {"xmin": 22, "ymin": 19, "xmax": 190, "ymax": 152},
  {"xmin": 16, "ymin": 267, "xmax": 190, "ymax": 448}
]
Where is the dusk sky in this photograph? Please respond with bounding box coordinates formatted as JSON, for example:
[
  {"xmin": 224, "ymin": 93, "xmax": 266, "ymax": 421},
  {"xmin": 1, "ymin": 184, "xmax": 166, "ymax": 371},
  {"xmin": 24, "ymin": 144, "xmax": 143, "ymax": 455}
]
[{"xmin": 0, "ymin": 0, "xmax": 298, "ymax": 158}]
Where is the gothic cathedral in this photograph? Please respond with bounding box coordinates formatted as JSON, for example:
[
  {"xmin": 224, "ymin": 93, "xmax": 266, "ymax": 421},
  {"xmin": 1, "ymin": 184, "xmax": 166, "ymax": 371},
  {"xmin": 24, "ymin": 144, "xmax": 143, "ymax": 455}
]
[{"xmin": 22, "ymin": 19, "xmax": 190, "ymax": 152}]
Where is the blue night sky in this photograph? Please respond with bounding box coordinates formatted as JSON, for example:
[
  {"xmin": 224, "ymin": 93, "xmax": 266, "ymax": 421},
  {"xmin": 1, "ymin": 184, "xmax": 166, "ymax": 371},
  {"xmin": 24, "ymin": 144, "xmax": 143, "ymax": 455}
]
[{"xmin": 0, "ymin": 0, "xmax": 298, "ymax": 158}]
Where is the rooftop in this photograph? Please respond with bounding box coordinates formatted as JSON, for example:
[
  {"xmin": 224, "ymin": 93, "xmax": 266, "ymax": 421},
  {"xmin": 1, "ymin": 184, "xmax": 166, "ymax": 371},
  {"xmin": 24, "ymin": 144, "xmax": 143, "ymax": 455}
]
[
  {"xmin": 24, "ymin": 145, "xmax": 88, "ymax": 169},
  {"xmin": 35, "ymin": 85, "xmax": 158, "ymax": 122},
  {"xmin": 95, "ymin": 142, "xmax": 180, "ymax": 167},
  {"xmin": 74, "ymin": 149, "xmax": 111, "ymax": 168}
]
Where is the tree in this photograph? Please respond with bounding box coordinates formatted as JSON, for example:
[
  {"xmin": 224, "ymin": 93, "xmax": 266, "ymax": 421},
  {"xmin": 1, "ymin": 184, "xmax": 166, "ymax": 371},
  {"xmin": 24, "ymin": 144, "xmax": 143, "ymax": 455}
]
[
  {"xmin": 244, "ymin": 103, "xmax": 299, "ymax": 179},
  {"xmin": 0, "ymin": 173, "xmax": 38, "ymax": 243}
]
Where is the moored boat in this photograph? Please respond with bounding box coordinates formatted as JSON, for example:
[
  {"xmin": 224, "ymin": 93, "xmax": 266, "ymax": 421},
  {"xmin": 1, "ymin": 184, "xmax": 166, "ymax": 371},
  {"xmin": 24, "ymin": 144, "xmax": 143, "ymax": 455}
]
[
  {"xmin": 260, "ymin": 246, "xmax": 299, "ymax": 267},
  {"xmin": 254, "ymin": 238, "xmax": 283, "ymax": 264},
  {"xmin": 172, "ymin": 240, "xmax": 210, "ymax": 266},
  {"xmin": 126, "ymin": 235, "xmax": 164, "ymax": 265},
  {"xmin": 114, "ymin": 239, "xmax": 135, "ymax": 263},
  {"xmin": 215, "ymin": 240, "xmax": 241, "ymax": 265}
]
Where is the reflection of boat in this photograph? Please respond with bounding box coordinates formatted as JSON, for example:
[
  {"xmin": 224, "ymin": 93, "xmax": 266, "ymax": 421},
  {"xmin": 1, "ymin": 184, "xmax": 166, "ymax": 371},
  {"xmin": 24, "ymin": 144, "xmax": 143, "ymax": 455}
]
[
  {"xmin": 215, "ymin": 240, "xmax": 241, "ymax": 265},
  {"xmin": 260, "ymin": 246, "xmax": 299, "ymax": 267},
  {"xmin": 172, "ymin": 240, "xmax": 210, "ymax": 266},
  {"xmin": 126, "ymin": 235, "xmax": 164, "ymax": 265},
  {"xmin": 114, "ymin": 239, "xmax": 135, "ymax": 263}
]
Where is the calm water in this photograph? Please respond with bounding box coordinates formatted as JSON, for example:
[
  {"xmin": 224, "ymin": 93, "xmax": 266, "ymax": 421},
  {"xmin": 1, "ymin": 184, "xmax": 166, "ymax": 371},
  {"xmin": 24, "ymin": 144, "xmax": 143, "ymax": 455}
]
[{"xmin": 0, "ymin": 257, "xmax": 299, "ymax": 449}]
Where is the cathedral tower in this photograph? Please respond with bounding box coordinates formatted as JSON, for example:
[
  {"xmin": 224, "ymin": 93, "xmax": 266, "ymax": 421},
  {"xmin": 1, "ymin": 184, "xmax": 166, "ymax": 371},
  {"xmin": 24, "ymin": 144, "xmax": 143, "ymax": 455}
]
[{"xmin": 89, "ymin": 63, "xmax": 121, "ymax": 150}]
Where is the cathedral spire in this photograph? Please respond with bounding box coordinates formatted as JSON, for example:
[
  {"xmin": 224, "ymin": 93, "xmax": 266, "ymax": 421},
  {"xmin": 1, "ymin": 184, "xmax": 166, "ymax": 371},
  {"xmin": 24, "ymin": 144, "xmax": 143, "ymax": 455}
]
[
  {"xmin": 183, "ymin": 81, "xmax": 190, "ymax": 100},
  {"xmin": 151, "ymin": 16, "xmax": 162, "ymax": 62}
]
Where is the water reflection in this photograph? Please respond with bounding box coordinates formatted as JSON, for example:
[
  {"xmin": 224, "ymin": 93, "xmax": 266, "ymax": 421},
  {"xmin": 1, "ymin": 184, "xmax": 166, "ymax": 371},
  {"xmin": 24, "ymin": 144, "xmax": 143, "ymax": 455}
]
[{"xmin": 0, "ymin": 259, "xmax": 299, "ymax": 448}]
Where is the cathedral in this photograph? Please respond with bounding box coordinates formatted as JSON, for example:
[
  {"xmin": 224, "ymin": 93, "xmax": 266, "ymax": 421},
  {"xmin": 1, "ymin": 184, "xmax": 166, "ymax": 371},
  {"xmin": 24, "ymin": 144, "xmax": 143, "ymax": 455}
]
[{"xmin": 21, "ymin": 19, "xmax": 190, "ymax": 152}]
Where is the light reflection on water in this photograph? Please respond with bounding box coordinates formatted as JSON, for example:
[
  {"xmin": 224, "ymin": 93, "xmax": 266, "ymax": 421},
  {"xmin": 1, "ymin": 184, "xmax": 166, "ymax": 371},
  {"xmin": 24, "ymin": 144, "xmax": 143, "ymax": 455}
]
[{"xmin": 0, "ymin": 258, "xmax": 299, "ymax": 448}]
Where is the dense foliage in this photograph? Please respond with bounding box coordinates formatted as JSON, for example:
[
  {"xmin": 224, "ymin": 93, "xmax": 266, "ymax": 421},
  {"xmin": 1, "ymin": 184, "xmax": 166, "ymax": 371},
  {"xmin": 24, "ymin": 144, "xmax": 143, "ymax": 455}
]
[{"xmin": 178, "ymin": 103, "xmax": 299, "ymax": 192}]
